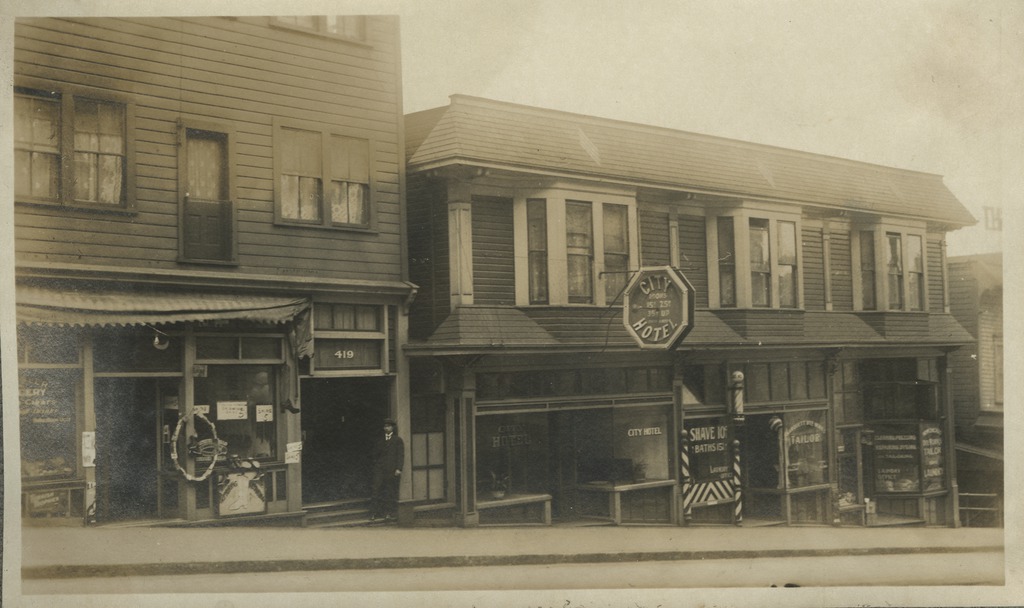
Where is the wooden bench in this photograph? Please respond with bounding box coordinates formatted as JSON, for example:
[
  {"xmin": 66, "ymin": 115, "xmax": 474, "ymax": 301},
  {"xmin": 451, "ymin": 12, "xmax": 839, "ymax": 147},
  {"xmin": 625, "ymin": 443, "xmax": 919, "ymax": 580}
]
[
  {"xmin": 476, "ymin": 493, "xmax": 552, "ymax": 525},
  {"xmin": 576, "ymin": 479, "xmax": 677, "ymax": 524}
]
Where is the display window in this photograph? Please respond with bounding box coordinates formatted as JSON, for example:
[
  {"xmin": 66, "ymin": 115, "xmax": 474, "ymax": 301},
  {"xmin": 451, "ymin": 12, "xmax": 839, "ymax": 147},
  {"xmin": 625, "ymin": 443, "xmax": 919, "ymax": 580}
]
[
  {"xmin": 784, "ymin": 410, "xmax": 828, "ymax": 488},
  {"xmin": 476, "ymin": 413, "xmax": 550, "ymax": 497},
  {"xmin": 193, "ymin": 365, "xmax": 278, "ymax": 460},
  {"xmin": 19, "ymin": 369, "xmax": 80, "ymax": 480}
]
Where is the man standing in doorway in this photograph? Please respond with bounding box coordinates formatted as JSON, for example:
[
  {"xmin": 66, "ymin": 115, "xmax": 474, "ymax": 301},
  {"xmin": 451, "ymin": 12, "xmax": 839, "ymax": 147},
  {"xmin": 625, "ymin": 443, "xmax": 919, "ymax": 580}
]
[{"xmin": 370, "ymin": 418, "xmax": 404, "ymax": 523}]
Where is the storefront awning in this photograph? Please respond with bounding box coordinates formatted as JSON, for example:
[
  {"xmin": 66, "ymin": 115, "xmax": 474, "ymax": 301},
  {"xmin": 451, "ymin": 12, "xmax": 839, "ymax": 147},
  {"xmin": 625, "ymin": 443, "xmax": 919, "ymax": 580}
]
[{"xmin": 16, "ymin": 286, "xmax": 310, "ymax": 327}]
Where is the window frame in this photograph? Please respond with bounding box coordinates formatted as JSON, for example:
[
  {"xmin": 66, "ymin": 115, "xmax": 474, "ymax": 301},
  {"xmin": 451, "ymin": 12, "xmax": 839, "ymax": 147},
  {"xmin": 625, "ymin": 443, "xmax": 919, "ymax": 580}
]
[
  {"xmin": 706, "ymin": 207, "xmax": 803, "ymax": 310},
  {"xmin": 14, "ymin": 79, "xmax": 136, "ymax": 213},
  {"xmin": 272, "ymin": 117, "xmax": 377, "ymax": 232},
  {"xmin": 851, "ymin": 223, "xmax": 929, "ymax": 312},
  {"xmin": 513, "ymin": 186, "xmax": 638, "ymax": 307}
]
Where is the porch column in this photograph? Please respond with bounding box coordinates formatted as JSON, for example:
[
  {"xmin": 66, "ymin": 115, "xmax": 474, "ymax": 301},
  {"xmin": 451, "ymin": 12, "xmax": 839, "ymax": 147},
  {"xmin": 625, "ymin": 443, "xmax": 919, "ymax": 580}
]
[{"xmin": 451, "ymin": 364, "xmax": 479, "ymax": 526}]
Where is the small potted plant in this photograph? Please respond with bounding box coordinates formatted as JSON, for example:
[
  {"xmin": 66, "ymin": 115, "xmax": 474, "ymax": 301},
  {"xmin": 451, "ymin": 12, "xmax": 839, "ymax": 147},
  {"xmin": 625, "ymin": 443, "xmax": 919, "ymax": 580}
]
[{"xmin": 489, "ymin": 471, "xmax": 509, "ymax": 499}]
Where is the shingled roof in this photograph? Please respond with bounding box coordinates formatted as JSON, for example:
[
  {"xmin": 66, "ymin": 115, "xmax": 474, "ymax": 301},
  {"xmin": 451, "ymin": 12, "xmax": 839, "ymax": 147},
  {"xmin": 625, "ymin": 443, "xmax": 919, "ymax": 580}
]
[{"xmin": 406, "ymin": 95, "xmax": 975, "ymax": 226}]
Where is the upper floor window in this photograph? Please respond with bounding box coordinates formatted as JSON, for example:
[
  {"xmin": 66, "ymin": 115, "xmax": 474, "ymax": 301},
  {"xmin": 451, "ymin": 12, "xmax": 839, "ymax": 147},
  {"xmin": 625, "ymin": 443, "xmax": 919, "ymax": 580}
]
[
  {"xmin": 15, "ymin": 86, "xmax": 133, "ymax": 210},
  {"xmin": 272, "ymin": 15, "xmax": 367, "ymax": 42},
  {"xmin": 274, "ymin": 119, "xmax": 373, "ymax": 230},
  {"xmin": 983, "ymin": 206, "xmax": 1002, "ymax": 231},
  {"xmin": 514, "ymin": 190, "xmax": 636, "ymax": 306},
  {"xmin": 854, "ymin": 227, "xmax": 927, "ymax": 312},
  {"xmin": 708, "ymin": 211, "xmax": 802, "ymax": 309},
  {"xmin": 566, "ymin": 201, "xmax": 595, "ymax": 303},
  {"xmin": 527, "ymin": 199, "xmax": 549, "ymax": 304}
]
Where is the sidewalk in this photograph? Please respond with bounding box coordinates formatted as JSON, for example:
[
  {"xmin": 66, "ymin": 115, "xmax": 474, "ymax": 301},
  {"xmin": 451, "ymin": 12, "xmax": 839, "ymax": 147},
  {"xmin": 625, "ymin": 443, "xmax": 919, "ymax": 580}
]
[{"xmin": 21, "ymin": 524, "xmax": 1004, "ymax": 580}]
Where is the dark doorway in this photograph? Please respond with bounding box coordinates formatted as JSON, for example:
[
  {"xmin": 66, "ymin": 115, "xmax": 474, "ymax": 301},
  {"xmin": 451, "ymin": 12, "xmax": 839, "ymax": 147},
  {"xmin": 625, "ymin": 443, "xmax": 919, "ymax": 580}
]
[
  {"xmin": 300, "ymin": 377, "xmax": 390, "ymax": 504},
  {"xmin": 94, "ymin": 378, "xmax": 159, "ymax": 521}
]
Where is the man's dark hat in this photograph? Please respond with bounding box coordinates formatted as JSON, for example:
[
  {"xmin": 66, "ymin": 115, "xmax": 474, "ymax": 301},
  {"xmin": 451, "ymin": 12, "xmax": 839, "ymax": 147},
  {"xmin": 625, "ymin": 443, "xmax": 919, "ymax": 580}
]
[{"xmin": 383, "ymin": 418, "xmax": 397, "ymax": 426}]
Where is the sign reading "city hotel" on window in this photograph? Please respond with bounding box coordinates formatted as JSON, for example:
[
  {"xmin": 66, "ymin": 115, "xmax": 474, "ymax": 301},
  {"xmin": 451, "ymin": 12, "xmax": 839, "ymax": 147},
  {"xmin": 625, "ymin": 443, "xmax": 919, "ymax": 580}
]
[{"xmin": 622, "ymin": 266, "xmax": 695, "ymax": 350}]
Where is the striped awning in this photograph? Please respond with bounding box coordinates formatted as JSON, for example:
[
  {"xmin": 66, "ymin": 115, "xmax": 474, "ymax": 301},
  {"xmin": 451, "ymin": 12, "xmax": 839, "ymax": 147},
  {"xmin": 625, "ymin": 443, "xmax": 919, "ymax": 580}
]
[{"xmin": 16, "ymin": 286, "xmax": 309, "ymax": 327}]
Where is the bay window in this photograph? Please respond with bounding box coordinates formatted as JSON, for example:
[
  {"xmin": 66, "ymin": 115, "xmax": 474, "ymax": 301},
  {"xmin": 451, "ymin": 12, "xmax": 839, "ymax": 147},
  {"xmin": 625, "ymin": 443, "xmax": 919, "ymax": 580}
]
[
  {"xmin": 708, "ymin": 211, "xmax": 802, "ymax": 309},
  {"xmin": 513, "ymin": 190, "xmax": 636, "ymax": 306},
  {"xmin": 854, "ymin": 226, "xmax": 927, "ymax": 312}
]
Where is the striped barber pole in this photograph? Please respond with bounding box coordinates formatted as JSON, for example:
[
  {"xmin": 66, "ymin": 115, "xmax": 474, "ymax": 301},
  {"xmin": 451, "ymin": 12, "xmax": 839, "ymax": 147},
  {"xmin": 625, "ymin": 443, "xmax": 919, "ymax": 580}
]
[
  {"xmin": 733, "ymin": 438, "xmax": 743, "ymax": 525},
  {"xmin": 680, "ymin": 433, "xmax": 693, "ymax": 522}
]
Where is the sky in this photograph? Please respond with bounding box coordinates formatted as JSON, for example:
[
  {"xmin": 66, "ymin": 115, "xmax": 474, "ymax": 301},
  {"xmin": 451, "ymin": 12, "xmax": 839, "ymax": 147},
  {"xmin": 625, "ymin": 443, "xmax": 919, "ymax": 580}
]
[
  {"xmin": 1, "ymin": 0, "xmax": 1019, "ymax": 255},
  {"xmin": 397, "ymin": 0, "xmax": 1023, "ymax": 257}
]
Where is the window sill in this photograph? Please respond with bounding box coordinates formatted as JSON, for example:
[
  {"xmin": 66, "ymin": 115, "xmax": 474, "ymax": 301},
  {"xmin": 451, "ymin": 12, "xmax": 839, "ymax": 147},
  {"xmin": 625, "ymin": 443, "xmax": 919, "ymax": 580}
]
[
  {"xmin": 177, "ymin": 257, "xmax": 239, "ymax": 267},
  {"xmin": 16, "ymin": 198, "xmax": 137, "ymax": 217},
  {"xmin": 274, "ymin": 220, "xmax": 378, "ymax": 235}
]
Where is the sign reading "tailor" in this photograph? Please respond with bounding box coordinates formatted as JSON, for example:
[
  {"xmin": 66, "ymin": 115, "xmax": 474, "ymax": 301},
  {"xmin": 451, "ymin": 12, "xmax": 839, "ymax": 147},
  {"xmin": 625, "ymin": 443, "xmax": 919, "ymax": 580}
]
[{"xmin": 622, "ymin": 266, "xmax": 695, "ymax": 350}]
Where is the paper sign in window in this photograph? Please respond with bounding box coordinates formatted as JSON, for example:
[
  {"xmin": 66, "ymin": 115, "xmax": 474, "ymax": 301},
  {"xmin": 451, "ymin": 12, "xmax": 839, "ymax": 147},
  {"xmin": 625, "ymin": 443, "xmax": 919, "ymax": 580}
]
[
  {"xmin": 217, "ymin": 401, "xmax": 249, "ymax": 420},
  {"xmin": 256, "ymin": 404, "xmax": 274, "ymax": 422}
]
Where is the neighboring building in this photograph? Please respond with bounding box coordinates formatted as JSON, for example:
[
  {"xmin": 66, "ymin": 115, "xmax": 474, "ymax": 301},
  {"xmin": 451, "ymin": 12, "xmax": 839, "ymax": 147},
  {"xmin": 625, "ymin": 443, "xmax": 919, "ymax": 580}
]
[
  {"xmin": 948, "ymin": 253, "xmax": 1003, "ymax": 526},
  {"xmin": 403, "ymin": 95, "xmax": 975, "ymax": 528},
  {"xmin": 14, "ymin": 16, "xmax": 414, "ymax": 525}
]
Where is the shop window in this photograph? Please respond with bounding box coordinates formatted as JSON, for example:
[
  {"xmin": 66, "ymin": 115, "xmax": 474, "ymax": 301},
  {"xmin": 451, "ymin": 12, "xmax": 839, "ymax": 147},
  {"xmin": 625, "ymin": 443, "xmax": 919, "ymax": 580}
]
[
  {"xmin": 19, "ymin": 369, "xmax": 80, "ymax": 480},
  {"xmin": 514, "ymin": 192, "xmax": 636, "ymax": 307},
  {"xmin": 784, "ymin": 411, "xmax": 828, "ymax": 488},
  {"xmin": 872, "ymin": 423, "xmax": 945, "ymax": 494},
  {"xmin": 15, "ymin": 86, "xmax": 133, "ymax": 210},
  {"xmin": 196, "ymin": 336, "xmax": 284, "ymax": 362},
  {"xmin": 180, "ymin": 123, "xmax": 235, "ymax": 262},
  {"xmin": 837, "ymin": 428, "xmax": 863, "ymax": 508},
  {"xmin": 411, "ymin": 432, "xmax": 445, "ymax": 501},
  {"xmin": 739, "ymin": 361, "xmax": 825, "ymax": 405},
  {"xmin": 193, "ymin": 365, "xmax": 277, "ymax": 460},
  {"xmin": 274, "ymin": 119, "xmax": 373, "ymax": 229},
  {"xmin": 315, "ymin": 303, "xmax": 380, "ymax": 331},
  {"xmin": 477, "ymin": 413, "xmax": 551, "ymax": 496},
  {"xmin": 476, "ymin": 367, "xmax": 674, "ymax": 401}
]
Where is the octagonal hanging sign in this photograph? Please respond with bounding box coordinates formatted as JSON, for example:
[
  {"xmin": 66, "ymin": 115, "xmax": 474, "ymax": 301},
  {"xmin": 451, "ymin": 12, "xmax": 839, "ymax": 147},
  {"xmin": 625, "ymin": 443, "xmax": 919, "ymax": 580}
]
[{"xmin": 622, "ymin": 266, "xmax": 695, "ymax": 350}]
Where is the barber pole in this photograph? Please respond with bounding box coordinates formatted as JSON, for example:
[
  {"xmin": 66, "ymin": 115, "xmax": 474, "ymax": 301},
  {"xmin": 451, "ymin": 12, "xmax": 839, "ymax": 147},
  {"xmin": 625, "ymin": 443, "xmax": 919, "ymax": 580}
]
[
  {"xmin": 680, "ymin": 431, "xmax": 693, "ymax": 523},
  {"xmin": 732, "ymin": 438, "xmax": 742, "ymax": 524}
]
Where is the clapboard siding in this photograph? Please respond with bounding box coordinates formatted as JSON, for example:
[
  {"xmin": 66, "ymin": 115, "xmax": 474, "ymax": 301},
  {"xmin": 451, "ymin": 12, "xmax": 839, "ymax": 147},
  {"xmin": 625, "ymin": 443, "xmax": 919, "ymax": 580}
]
[
  {"xmin": 471, "ymin": 196, "xmax": 516, "ymax": 306},
  {"xmin": 407, "ymin": 175, "xmax": 450, "ymax": 339},
  {"xmin": 802, "ymin": 226, "xmax": 825, "ymax": 311},
  {"xmin": 927, "ymin": 238, "xmax": 945, "ymax": 311},
  {"xmin": 677, "ymin": 214, "xmax": 708, "ymax": 308},
  {"xmin": 829, "ymin": 230, "xmax": 853, "ymax": 311},
  {"xmin": 14, "ymin": 16, "xmax": 404, "ymax": 284},
  {"xmin": 639, "ymin": 209, "xmax": 670, "ymax": 267}
]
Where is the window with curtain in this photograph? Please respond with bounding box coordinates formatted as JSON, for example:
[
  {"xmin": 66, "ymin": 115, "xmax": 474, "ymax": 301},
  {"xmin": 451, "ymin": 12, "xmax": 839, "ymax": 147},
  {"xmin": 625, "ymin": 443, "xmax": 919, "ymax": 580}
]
[
  {"xmin": 566, "ymin": 201, "xmax": 594, "ymax": 303},
  {"xmin": 602, "ymin": 203, "xmax": 630, "ymax": 303},
  {"xmin": 777, "ymin": 220, "xmax": 797, "ymax": 308},
  {"xmin": 859, "ymin": 231, "xmax": 877, "ymax": 310},
  {"xmin": 749, "ymin": 218, "xmax": 771, "ymax": 307},
  {"xmin": 527, "ymin": 199, "xmax": 549, "ymax": 304},
  {"xmin": 886, "ymin": 233, "xmax": 904, "ymax": 310},
  {"xmin": 275, "ymin": 120, "xmax": 373, "ymax": 229},
  {"xmin": 15, "ymin": 87, "xmax": 131, "ymax": 209},
  {"xmin": 906, "ymin": 235, "xmax": 924, "ymax": 311},
  {"xmin": 717, "ymin": 216, "xmax": 736, "ymax": 307}
]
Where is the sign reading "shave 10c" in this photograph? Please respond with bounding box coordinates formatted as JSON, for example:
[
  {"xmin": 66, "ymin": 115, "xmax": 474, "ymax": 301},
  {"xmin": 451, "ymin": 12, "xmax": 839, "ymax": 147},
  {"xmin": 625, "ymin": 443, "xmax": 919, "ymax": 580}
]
[{"xmin": 622, "ymin": 266, "xmax": 695, "ymax": 350}]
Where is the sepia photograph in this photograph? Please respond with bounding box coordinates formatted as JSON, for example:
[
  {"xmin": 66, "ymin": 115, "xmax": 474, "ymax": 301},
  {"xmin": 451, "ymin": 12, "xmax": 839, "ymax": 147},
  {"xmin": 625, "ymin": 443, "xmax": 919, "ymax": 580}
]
[{"xmin": 1, "ymin": 1, "xmax": 1020, "ymax": 606}]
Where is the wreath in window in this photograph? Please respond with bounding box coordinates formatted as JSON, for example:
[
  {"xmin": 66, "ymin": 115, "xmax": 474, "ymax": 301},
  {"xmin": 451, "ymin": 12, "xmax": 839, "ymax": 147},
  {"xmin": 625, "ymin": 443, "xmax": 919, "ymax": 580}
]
[{"xmin": 170, "ymin": 411, "xmax": 227, "ymax": 482}]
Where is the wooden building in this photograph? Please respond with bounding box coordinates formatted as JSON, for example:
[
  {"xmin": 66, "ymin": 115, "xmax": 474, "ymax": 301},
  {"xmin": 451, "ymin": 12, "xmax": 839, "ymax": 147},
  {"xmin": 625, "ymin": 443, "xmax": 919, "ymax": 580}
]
[
  {"xmin": 948, "ymin": 253, "xmax": 1003, "ymax": 526},
  {"xmin": 13, "ymin": 16, "xmax": 415, "ymax": 525},
  {"xmin": 403, "ymin": 95, "xmax": 976, "ymax": 528}
]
